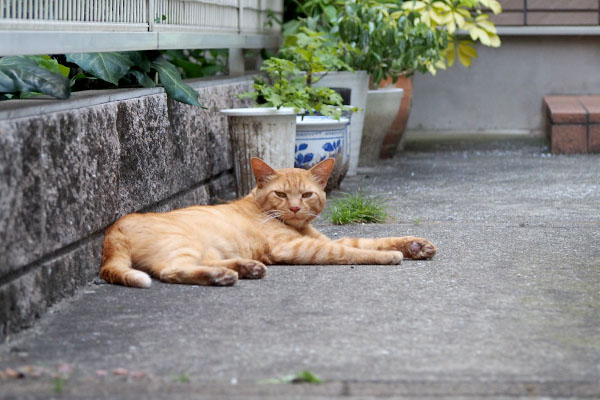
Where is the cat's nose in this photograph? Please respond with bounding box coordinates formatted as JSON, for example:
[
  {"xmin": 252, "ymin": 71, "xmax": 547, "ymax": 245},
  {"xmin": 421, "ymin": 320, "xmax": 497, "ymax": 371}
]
[{"xmin": 289, "ymin": 206, "xmax": 301, "ymax": 213}]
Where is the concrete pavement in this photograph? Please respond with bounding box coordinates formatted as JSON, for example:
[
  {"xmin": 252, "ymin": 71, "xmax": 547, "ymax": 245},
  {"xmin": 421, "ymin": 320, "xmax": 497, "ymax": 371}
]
[{"xmin": 1, "ymin": 133, "xmax": 599, "ymax": 399}]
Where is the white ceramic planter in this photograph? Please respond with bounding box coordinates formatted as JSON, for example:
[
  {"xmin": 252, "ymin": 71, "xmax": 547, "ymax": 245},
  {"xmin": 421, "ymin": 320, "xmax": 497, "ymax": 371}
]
[
  {"xmin": 220, "ymin": 107, "xmax": 296, "ymax": 196},
  {"xmin": 359, "ymin": 88, "xmax": 404, "ymax": 167},
  {"xmin": 295, "ymin": 115, "xmax": 350, "ymax": 191},
  {"xmin": 313, "ymin": 70, "xmax": 369, "ymax": 176}
]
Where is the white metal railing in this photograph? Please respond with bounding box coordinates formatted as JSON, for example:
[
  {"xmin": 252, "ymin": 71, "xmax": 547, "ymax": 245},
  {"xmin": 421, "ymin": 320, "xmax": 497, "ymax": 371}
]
[{"xmin": 0, "ymin": 0, "xmax": 282, "ymax": 56}]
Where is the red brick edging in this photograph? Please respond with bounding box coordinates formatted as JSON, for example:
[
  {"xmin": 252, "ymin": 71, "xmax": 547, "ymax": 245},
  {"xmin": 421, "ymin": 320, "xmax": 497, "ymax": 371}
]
[{"xmin": 544, "ymin": 95, "xmax": 600, "ymax": 154}]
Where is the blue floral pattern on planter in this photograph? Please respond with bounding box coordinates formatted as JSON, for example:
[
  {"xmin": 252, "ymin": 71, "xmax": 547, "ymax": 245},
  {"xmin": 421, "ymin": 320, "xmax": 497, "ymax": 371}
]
[
  {"xmin": 295, "ymin": 115, "xmax": 350, "ymax": 170},
  {"xmin": 295, "ymin": 138, "xmax": 343, "ymax": 169}
]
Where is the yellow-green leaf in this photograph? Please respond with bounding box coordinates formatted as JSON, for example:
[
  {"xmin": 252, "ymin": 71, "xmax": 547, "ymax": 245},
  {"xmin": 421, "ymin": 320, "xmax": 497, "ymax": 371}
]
[
  {"xmin": 478, "ymin": 19, "xmax": 497, "ymax": 33},
  {"xmin": 402, "ymin": 1, "xmax": 426, "ymax": 11},
  {"xmin": 459, "ymin": 41, "xmax": 477, "ymax": 58},
  {"xmin": 489, "ymin": 33, "xmax": 501, "ymax": 47},
  {"xmin": 457, "ymin": 42, "xmax": 477, "ymax": 67},
  {"xmin": 445, "ymin": 42, "xmax": 456, "ymax": 66},
  {"xmin": 453, "ymin": 11, "xmax": 465, "ymax": 28},
  {"xmin": 489, "ymin": 0, "xmax": 502, "ymax": 14}
]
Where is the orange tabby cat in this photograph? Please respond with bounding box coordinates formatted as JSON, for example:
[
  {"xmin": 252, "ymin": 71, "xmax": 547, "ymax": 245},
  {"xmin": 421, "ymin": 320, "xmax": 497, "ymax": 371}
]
[{"xmin": 99, "ymin": 158, "xmax": 436, "ymax": 288}]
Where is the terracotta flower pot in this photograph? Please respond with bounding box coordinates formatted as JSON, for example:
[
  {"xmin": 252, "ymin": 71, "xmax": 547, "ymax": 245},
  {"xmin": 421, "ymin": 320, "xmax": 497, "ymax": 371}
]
[{"xmin": 379, "ymin": 76, "xmax": 413, "ymax": 158}]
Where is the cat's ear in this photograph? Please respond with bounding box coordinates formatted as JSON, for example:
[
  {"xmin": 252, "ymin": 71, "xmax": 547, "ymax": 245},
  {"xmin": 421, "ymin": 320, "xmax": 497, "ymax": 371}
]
[
  {"xmin": 309, "ymin": 158, "xmax": 335, "ymax": 189},
  {"xmin": 251, "ymin": 157, "xmax": 277, "ymax": 188}
]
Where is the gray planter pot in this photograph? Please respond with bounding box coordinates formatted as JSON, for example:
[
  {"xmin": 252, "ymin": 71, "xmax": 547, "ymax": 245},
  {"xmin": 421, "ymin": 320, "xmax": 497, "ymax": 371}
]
[
  {"xmin": 359, "ymin": 88, "xmax": 404, "ymax": 167},
  {"xmin": 220, "ymin": 107, "xmax": 296, "ymax": 196},
  {"xmin": 313, "ymin": 70, "xmax": 369, "ymax": 176}
]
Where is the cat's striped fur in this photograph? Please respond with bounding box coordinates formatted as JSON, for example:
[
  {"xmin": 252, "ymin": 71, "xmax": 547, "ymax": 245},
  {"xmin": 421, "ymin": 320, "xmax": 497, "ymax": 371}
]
[{"xmin": 99, "ymin": 158, "xmax": 436, "ymax": 288}]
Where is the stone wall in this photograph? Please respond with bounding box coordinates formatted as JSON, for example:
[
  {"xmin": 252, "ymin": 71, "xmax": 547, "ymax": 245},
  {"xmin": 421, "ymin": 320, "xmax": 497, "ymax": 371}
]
[{"xmin": 0, "ymin": 75, "xmax": 253, "ymax": 341}]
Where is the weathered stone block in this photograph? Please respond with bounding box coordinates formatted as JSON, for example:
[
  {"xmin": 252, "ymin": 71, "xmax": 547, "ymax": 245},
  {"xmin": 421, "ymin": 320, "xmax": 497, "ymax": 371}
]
[
  {"xmin": 199, "ymin": 82, "xmax": 253, "ymax": 177},
  {"xmin": 116, "ymin": 94, "xmax": 173, "ymax": 214},
  {"xmin": 0, "ymin": 121, "xmax": 45, "ymax": 277},
  {"xmin": 43, "ymin": 105, "xmax": 121, "ymax": 254},
  {"xmin": 0, "ymin": 236, "xmax": 103, "ymax": 340}
]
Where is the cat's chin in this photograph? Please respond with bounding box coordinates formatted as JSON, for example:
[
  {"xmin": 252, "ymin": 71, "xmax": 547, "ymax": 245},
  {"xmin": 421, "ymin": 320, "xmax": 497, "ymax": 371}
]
[{"xmin": 282, "ymin": 217, "xmax": 309, "ymax": 229}]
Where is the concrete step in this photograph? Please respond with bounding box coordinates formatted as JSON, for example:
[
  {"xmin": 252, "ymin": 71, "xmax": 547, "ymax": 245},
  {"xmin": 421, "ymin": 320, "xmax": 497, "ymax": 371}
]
[{"xmin": 544, "ymin": 94, "xmax": 600, "ymax": 154}]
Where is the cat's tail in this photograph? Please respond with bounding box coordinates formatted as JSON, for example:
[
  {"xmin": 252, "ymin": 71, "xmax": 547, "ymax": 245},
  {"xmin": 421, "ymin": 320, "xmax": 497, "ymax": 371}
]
[{"xmin": 99, "ymin": 223, "xmax": 151, "ymax": 288}]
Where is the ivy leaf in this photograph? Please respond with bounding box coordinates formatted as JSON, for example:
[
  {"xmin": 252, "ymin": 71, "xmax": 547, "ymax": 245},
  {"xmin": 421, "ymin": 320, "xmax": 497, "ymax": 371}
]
[
  {"xmin": 152, "ymin": 58, "xmax": 202, "ymax": 107},
  {"xmin": 129, "ymin": 70, "xmax": 156, "ymax": 88},
  {"xmin": 25, "ymin": 55, "xmax": 70, "ymax": 77},
  {"xmin": 66, "ymin": 52, "xmax": 134, "ymax": 86},
  {"xmin": 0, "ymin": 56, "xmax": 70, "ymax": 99},
  {"xmin": 123, "ymin": 51, "xmax": 152, "ymax": 73}
]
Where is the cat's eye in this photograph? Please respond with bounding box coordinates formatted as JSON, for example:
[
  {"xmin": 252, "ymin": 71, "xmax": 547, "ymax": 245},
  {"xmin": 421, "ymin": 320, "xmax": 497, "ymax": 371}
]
[
  {"xmin": 301, "ymin": 192, "xmax": 313, "ymax": 199},
  {"xmin": 274, "ymin": 191, "xmax": 287, "ymax": 198}
]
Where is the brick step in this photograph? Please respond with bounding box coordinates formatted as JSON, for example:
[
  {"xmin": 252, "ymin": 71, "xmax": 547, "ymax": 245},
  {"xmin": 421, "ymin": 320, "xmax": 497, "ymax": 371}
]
[{"xmin": 544, "ymin": 95, "xmax": 600, "ymax": 154}]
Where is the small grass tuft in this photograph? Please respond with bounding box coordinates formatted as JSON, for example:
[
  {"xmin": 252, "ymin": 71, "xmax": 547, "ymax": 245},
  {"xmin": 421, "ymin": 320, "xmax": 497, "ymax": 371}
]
[
  {"xmin": 327, "ymin": 190, "xmax": 389, "ymax": 225},
  {"xmin": 177, "ymin": 371, "xmax": 190, "ymax": 383},
  {"xmin": 53, "ymin": 376, "xmax": 66, "ymax": 394},
  {"xmin": 261, "ymin": 370, "xmax": 324, "ymax": 384}
]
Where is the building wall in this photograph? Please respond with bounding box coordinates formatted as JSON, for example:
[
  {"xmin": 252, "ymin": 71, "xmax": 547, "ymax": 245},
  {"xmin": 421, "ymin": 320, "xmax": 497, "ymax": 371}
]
[
  {"xmin": 0, "ymin": 76, "xmax": 253, "ymax": 341},
  {"xmin": 407, "ymin": 36, "xmax": 600, "ymax": 135}
]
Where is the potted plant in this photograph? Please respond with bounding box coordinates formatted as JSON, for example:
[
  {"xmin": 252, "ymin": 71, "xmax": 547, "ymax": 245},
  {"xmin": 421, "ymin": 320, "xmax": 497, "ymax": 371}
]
[
  {"xmin": 286, "ymin": 0, "xmax": 502, "ymax": 165},
  {"xmin": 375, "ymin": 0, "xmax": 502, "ymax": 158},
  {"xmin": 238, "ymin": 53, "xmax": 354, "ymax": 192},
  {"xmin": 280, "ymin": 19, "xmax": 370, "ymax": 177}
]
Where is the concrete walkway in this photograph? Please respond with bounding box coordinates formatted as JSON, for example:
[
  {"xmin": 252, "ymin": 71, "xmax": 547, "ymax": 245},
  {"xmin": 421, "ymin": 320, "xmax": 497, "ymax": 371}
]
[{"xmin": 1, "ymin": 134, "xmax": 599, "ymax": 399}]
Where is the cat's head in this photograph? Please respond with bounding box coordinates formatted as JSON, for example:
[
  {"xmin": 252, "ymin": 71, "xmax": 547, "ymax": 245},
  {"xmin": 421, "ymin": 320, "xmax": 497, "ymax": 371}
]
[{"xmin": 251, "ymin": 157, "xmax": 334, "ymax": 228}]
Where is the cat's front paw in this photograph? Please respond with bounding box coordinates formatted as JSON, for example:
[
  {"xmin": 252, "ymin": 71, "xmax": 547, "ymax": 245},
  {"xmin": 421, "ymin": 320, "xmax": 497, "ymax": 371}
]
[
  {"xmin": 382, "ymin": 251, "xmax": 403, "ymax": 265},
  {"xmin": 405, "ymin": 237, "xmax": 436, "ymax": 260},
  {"xmin": 238, "ymin": 260, "xmax": 267, "ymax": 279}
]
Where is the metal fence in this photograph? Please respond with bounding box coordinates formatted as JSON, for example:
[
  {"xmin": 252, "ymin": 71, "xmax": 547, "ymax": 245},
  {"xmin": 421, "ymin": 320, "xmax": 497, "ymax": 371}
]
[
  {"xmin": 0, "ymin": 0, "xmax": 282, "ymax": 56},
  {"xmin": 492, "ymin": 0, "xmax": 600, "ymax": 26}
]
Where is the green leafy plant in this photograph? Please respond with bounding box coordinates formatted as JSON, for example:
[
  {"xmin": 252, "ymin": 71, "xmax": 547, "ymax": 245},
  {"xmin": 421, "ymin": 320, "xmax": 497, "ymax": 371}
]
[
  {"xmin": 0, "ymin": 50, "xmax": 216, "ymax": 106},
  {"xmin": 66, "ymin": 51, "xmax": 202, "ymax": 106},
  {"xmin": 162, "ymin": 49, "xmax": 228, "ymax": 79},
  {"xmin": 286, "ymin": 0, "xmax": 502, "ymax": 85},
  {"xmin": 0, "ymin": 56, "xmax": 70, "ymax": 100},
  {"xmin": 327, "ymin": 189, "xmax": 389, "ymax": 224},
  {"xmin": 398, "ymin": 0, "xmax": 502, "ymax": 68},
  {"xmin": 240, "ymin": 56, "xmax": 352, "ymax": 120},
  {"xmin": 279, "ymin": 27, "xmax": 350, "ymax": 87},
  {"xmin": 335, "ymin": 0, "xmax": 447, "ymax": 86}
]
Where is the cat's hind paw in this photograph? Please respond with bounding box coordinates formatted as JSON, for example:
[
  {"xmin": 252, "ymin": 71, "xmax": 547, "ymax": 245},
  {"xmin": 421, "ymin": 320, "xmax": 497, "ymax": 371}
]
[
  {"xmin": 211, "ymin": 269, "xmax": 239, "ymax": 286},
  {"xmin": 237, "ymin": 260, "xmax": 267, "ymax": 279}
]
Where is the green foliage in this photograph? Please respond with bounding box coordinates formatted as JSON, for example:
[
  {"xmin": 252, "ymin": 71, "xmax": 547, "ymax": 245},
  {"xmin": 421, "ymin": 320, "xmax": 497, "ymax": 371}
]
[
  {"xmin": 279, "ymin": 27, "xmax": 350, "ymax": 87},
  {"xmin": 327, "ymin": 189, "xmax": 389, "ymax": 224},
  {"xmin": 152, "ymin": 58, "xmax": 202, "ymax": 106},
  {"xmin": 66, "ymin": 52, "xmax": 134, "ymax": 86},
  {"xmin": 334, "ymin": 0, "xmax": 446, "ymax": 86},
  {"xmin": 162, "ymin": 49, "xmax": 227, "ymax": 79},
  {"xmin": 286, "ymin": 0, "xmax": 501, "ymax": 84},
  {"xmin": 66, "ymin": 51, "xmax": 201, "ymax": 106},
  {"xmin": 397, "ymin": 0, "xmax": 502, "ymax": 68},
  {"xmin": 240, "ymin": 56, "xmax": 353, "ymax": 119},
  {"xmin": 1, "ymin": 50, "xmax": 226, "ymax": 106},
  {"xmin": 0, "ymin": 56, "xmax": 70, "ymax": 100}
]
